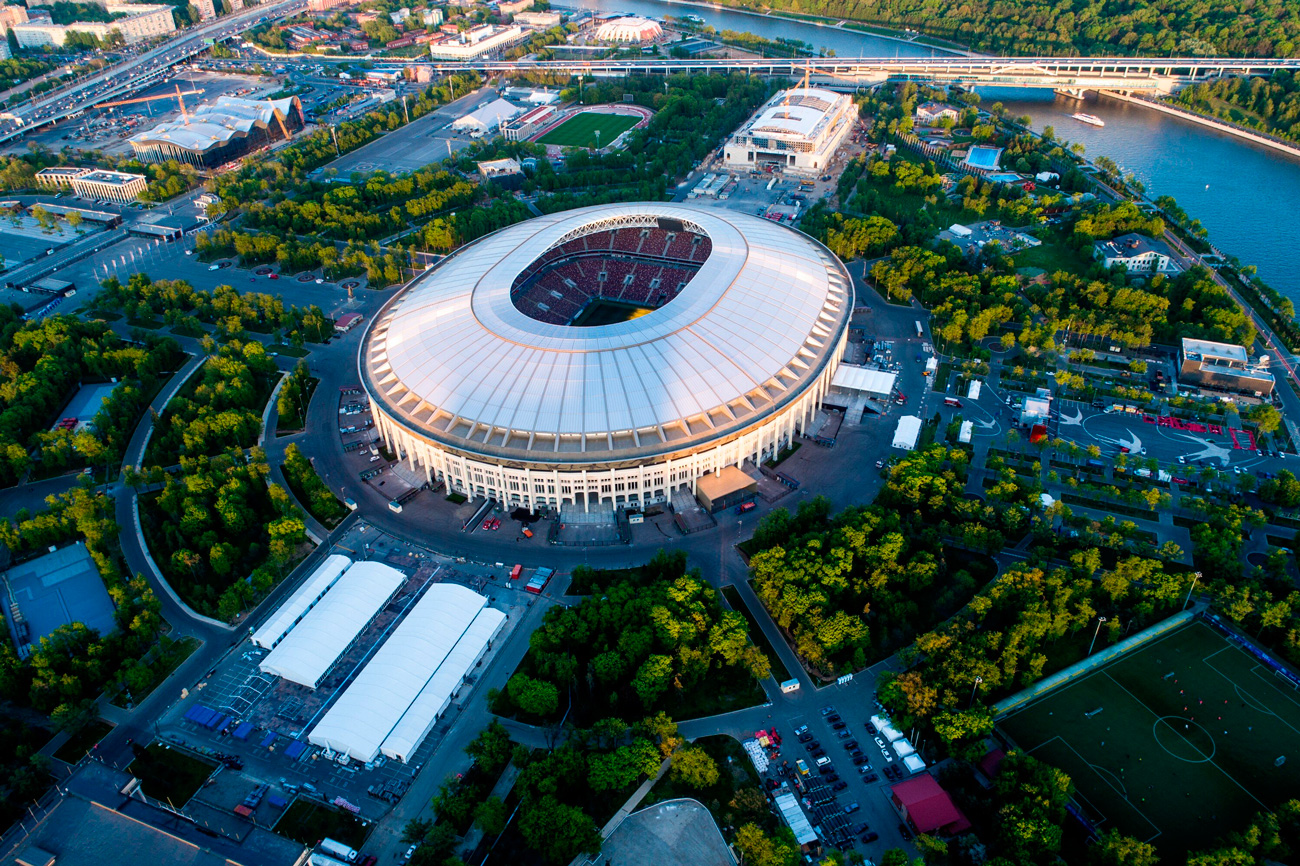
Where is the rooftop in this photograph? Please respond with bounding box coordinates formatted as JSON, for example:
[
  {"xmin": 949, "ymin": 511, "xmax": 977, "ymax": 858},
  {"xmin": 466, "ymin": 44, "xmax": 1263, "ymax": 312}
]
[
  {"xmin": 361, "ymin": 203, "xmax": 851, "ymax": 461},
  {"xmin": 891, "ymin": 774, "xmax": 971, "ymax": 835},
  {"xmin": 77, "ymin": 170, "xmax": 146, "ymax": 186},
  {"xmin": 1094, "ymin": 232, "xmax": 1173, "ymax": 260},
  {"xmin": 1181, "ymin": 337, "xmax": 1249, "ymax": 365},
  {"xmin": 599, "ymin": 799, "xmax": 735, "ymax": 866},
  {"xmin": 129, "ymin": 96, "xmax": 297, "ymax": 153},
  {"xmin": 740, "ymin": 87, "xmax": 844, "ymax": 142}
]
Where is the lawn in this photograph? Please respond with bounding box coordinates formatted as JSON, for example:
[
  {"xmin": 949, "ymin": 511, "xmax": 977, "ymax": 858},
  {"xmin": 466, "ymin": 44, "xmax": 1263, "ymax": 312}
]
[
  {"xmin": 126, "ymin": 743, "xmax": 218, "ymax": 807},
  {"xmin": 274, "ymin": 798, "xmax": 370, "ymax": 848},
  {"xmin": 723, "ymin": 584, "xmax": 791, "ymax": 683},
  {"xmin": 537, "ymin": 111, "xmax": 641, "ymax": 149},
  {"xmin": 1010, "ymin": 236, "xmax": 1094, "ymax": 276},
  {"xmin": 999, "ymin": 620, "xmax": 1300, "ymax": 859},
  {"xmin": 53, "ymin": 719, "xmax": 114, "ymax": 764}
]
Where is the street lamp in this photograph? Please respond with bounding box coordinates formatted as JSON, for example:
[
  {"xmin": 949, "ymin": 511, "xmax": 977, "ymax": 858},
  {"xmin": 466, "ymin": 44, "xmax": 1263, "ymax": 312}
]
[
  {"xmin": 968, "ymin": 675, "xmax": 983, "ymax": 707},
  {"xmin": 1183, "ymin": 571, "xmax": 1201, "ymax": 610},
  {"xmin": 1088, "ymin": 616, "xmax": 1108, "ymax": 655}
]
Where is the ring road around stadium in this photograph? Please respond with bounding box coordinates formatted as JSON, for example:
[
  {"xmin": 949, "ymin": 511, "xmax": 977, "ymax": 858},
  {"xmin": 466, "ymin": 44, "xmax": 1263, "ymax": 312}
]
[{"xmin": 359, "ymin": 203, "xmax": 853, "ymax": 511}]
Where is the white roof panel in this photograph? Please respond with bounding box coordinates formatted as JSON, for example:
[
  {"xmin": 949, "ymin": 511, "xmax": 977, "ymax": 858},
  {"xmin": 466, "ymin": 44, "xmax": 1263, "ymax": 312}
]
[
  {"xmin": 259, "ymin": 562, "xmax": 403, "ymax": 688},
  {"xmin": 251, "ymin": 554, "xmax": 352, "ymax": 649},
  {"xmin": 380, "ymin": 607, "xmax": 506, "ymax": 761},
  {"xmin": 831, "ymin": 365, "xmax": 897, "ymax": 396},
  {"xmin": 308, "ymin": 582, "xmax": 488, "ymax": 761},
  {"xmin": 362, "ymin": 204, "xmax": 851, "ymax": 463}
]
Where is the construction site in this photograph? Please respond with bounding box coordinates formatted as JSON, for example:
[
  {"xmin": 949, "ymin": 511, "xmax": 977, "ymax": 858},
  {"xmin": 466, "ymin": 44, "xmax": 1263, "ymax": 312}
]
[{"xmin": 5, "ymin": 71, "xmax": 284, "ymax": 159}]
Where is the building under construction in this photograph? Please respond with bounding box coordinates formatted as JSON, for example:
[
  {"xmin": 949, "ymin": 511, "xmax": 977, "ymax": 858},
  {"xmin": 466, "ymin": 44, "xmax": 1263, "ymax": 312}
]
[{"xmin": 127, "ymin": 95, "xmax": 304, "ymax": 169}]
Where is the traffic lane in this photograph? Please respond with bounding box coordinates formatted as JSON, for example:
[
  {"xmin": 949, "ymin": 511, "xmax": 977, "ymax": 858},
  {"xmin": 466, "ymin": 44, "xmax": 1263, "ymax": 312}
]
[{"xmin": 1074, "ymin": 412, "xmax": 1274, "ymax": 468}]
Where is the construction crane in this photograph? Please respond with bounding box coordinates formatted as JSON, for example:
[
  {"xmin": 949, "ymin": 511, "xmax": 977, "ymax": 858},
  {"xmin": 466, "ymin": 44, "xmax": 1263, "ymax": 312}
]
[{"xmin": 100, "ymin": 85, "xmax": 203, "ymax": 122}]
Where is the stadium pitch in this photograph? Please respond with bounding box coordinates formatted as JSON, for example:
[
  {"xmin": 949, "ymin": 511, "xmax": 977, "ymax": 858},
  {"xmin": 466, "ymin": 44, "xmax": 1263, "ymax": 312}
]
[
  {"xmin": 1000, "ymin": 620, "xmax": 1300, "ymax": 858},
  {"xmin": 569, "ymin": 299, "xmax": 654, "ymax": 327},
  {"xmin": 537, "ymin": 111, "xmax": 641, "ymax": 149}
]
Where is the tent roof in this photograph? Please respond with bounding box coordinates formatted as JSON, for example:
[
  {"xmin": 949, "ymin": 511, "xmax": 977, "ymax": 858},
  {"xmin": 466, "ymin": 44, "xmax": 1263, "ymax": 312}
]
[
  {"xmin": 309, "ymin": 583, "xmax": 489, "ymax": 761},
  {"xmin": 380, "ymin": 607, "xmax": 506, "ymax": 760},
  {"xmin": 252, "ymin": 554, "xmax": 352, "ymax": 649},
  {"xmin": 892, "ymin": 775, "xmax": 971, "ymax": 835},
  {"xmin": 258, "ymin": 562, "xmax": 403, "ymax": 687}
]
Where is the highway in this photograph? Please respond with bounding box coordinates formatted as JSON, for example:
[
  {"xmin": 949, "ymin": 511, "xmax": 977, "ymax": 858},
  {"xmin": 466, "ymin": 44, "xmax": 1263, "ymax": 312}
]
[{"xmin": 0, "ymin": 0, "xmax": 306, "ymax": 144}]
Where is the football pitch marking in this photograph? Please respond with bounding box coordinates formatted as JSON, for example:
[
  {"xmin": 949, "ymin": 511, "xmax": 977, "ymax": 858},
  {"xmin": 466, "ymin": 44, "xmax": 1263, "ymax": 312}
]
[
  {"xmin": 1151, "ymin": 716, "xmax": 1216, "ymax": 763},
  {"xmin": 1027, "ymin": 735, "xmax": 1161, "ymax": 842}
]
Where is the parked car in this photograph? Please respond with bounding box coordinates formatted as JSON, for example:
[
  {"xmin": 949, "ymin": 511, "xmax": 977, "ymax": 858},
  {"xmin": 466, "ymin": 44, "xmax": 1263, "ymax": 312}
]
[
  {"xmin": 844, "ymin": 802, "xmax": 861, "ymax": 814},
  {"xmin": 862, "ymin": 832, "xmax": 879, "ymax": 843},
  {"xmin": 832, "ymin": 781, "xmax": 848, "ymax": 791}
]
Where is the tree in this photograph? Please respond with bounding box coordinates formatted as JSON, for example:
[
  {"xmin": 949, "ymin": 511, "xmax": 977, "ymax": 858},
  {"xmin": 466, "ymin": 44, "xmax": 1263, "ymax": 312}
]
[
  {"xmin": 466, "ymin": 720, "xmax": 513, "ymax": 775},
  {"xmin": 517, "ymin": 795, "xmax": 601, "ymax": 865},
  {"xmin": 670, "ymin": 744, "xmax": 720, "ymax": 789},
  {"xmin": 474, "ymin": 796, "xmax": 508, "ymax": 837},
  {"xmin": 1087, "ymin": 830, "xmax": 1160, "ymax": 866},
  {"xmin": 507, "ymin": 673, "xmax": 559, "ymax": 718},
  {"xmin": 734, "ymin": 823, "xmax": 799, "ymax": 866}
]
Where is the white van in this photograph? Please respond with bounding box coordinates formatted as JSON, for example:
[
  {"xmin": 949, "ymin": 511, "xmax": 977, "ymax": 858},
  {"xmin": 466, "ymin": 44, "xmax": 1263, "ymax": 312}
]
[
  {"xmin": 388, "ymin": 500, "xmax": 403, "ymax": 513},
  {"xmin": 815, "ymin": 756, "xmax": 832, "ymax": 767}
]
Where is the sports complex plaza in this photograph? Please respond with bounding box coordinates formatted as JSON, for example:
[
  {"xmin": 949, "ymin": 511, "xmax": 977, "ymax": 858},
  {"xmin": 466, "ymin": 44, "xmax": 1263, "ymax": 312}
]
[{"xmin": 360, "ymin": 203, "xmax": 854, "ymax": 511}]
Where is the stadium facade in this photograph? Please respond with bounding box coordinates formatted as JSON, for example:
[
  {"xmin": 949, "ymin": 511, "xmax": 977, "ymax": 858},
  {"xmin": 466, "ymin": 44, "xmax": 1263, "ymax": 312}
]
[
  {"xmin": 128, "ymin": 96, "xmax": 304, "ymax": 168},
  {"xmin": 722, "ymin": 87, "xmax": 856, "ymax": 175},
  {"xmin": 360, "ymin": 204, "xmax": 852, "ymax": 511}
]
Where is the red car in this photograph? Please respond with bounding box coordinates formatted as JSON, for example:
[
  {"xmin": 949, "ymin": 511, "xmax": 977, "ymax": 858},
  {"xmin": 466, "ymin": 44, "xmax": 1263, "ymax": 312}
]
[{"xmin": 483, "ymin": 519, "xmax": 493, "ymax": 530}]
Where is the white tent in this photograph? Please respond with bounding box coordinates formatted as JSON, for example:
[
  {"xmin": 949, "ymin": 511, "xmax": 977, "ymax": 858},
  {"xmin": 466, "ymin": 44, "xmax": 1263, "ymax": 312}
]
[
  {"xmin": 451, "ymin": 98, "xmax": 521, "ymax": 133},
  {"xmin": 259, "ymin": 562, "xmax": 404, "ymax": 688},
  {"xmin": 831, "ymin": 364, "xmax": 897, "ymax": 397},
  {"xmin": 879, "ymin": 722, "xmax": 904, "ymax": 742},
  {"xmin": 903, "ymin": 754, "xmax": 927, "ymax": 773},
  {"xmin": 380, "ymin": 606, "xmax": 506, "ymax": 761},
  {"xmin": 893, "ymin": 739, "xmax": 917, "ymax": 757},
  {"xmin": 252, "ymin": 554, "xmax": 352, "ymax": 649},
  {"xmin": 892, "ymin": 415, "xmax": 922, "ymax": 450},
  {"xmin": 309, "ymin": 584, "xmax": 490, "ymax": 761}
]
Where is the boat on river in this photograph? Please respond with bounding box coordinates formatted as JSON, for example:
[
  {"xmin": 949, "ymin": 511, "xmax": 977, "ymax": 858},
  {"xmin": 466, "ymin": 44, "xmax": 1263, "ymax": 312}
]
[{"xmin": 1071, "ymin": 113, "xmax": 1105, "ymax": 127}]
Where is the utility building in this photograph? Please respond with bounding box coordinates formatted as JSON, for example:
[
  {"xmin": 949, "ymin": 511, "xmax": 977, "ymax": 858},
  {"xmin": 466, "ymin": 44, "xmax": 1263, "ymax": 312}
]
[{"xmin": 722, "ymin": 87, "xmax": 855, "ymax": 176}]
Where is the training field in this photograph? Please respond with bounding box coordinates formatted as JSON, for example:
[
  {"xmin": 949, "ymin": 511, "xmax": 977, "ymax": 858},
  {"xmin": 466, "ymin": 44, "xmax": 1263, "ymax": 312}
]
[
  {"xmin": 537, "ymin": 111, "xmax": 641, "ymax": 149},
  {"xmin": 1000, "ymin": 621, "xmax": 1300, "ymax": 858}
]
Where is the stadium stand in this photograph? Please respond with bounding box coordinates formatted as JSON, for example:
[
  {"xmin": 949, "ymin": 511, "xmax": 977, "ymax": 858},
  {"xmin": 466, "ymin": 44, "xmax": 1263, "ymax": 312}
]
[{"xmin": 509, "ymin": 227, "xmax": 709, "ymax": 323}]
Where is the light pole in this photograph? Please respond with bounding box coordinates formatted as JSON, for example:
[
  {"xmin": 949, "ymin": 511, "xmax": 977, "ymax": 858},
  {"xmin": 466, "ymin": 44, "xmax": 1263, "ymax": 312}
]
[
  {"xmin": 1183, "ymin": 571, "xmax": 1201, "ymax": 610},
  {"xmin": 1088, "ymin": 616, "xmax": 1108, "ymax": 655},
  {"xmin": 968, "ymin": 675, "xmax": 982, "ymax": 707}
]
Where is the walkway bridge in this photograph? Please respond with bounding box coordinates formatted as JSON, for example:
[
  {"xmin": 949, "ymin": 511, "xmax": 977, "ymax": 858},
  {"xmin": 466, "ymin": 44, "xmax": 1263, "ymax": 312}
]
[{"xmin": 424, "ymin": 56, "xmax": 1300, "ymax": 95}]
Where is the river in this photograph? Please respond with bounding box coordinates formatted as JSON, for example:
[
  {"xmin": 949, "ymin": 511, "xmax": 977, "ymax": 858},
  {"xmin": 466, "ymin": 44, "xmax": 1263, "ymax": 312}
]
[{"xmin": 569, "ymin": 0, "xmax": 1300, "ymax": 299}]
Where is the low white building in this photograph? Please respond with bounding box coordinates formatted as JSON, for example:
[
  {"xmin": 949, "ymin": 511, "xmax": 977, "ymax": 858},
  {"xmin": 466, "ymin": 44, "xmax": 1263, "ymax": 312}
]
[
  {"xmin": 722, "ymin": 87, "xmax": 856, "ymax": 176},
  {"xmin": 915, "ymin": 101, "xmax": 959, "ymax": 124},
  {"xmin": 1093, "ymin": 232, "xmax": 1181, "ymax": 275},
  {"xmin": 428, "ymin": 24, "xmax": 528, "ymax": 59}
]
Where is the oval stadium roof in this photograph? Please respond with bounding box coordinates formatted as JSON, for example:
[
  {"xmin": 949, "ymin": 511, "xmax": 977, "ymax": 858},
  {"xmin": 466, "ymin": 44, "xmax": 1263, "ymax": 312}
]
[{"xmin": 361, "ymin": 203, "xmax": 851, "ymax": 463}]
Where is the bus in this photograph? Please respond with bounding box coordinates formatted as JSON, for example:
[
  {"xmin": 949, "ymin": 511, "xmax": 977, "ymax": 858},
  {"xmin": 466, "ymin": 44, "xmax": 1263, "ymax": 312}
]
[
  {"xmin": 915, "ymin": 321, "xmax": 924, "ymax": 338},
  {"xmin": 943, "ymin": 397, "xmax": 962, "ymax": 408}
]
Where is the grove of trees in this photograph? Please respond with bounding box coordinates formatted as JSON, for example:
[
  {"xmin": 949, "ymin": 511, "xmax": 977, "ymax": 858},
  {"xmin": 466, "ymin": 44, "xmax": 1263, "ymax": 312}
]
[{"xmin": 492, "ymin": 551, "xmax": 769, "ymax": 724}]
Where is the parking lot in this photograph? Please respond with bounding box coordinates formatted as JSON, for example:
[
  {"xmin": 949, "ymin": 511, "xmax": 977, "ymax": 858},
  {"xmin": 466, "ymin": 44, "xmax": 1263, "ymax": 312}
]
[{"xmin": 752, "ymin": 699, "xmax": 916, "ymax": 858}]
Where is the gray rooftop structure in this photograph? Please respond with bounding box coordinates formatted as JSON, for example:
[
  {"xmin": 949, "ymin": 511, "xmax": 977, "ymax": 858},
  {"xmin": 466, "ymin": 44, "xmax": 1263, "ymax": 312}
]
[
  {"xmin": 1, "ymin": 542, "xmax": 115, "ymax": 658},
  {"xmin": 2, "ymin": 762, "xmax": 306, "ymax": 866},
  {"xmin": 598, "ymin": 799, "xmax": 735, "ymax": 866}
]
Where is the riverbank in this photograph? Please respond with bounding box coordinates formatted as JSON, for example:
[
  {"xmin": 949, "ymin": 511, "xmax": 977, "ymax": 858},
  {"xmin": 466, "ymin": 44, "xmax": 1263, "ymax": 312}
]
[
  {"xmin": 649, "ymin": 0, "xmax": 973, "ymax": 56},
  {"xmin": 1100, "ymin": 90, "xmax": 1300, "ymax": 161}
]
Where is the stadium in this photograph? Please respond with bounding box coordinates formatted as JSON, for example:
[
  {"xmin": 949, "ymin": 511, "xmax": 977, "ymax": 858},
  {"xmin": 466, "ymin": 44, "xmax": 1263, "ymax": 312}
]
[{"xmin": 360, "ymin": 204, "xmax": 853, "ymax": 511}]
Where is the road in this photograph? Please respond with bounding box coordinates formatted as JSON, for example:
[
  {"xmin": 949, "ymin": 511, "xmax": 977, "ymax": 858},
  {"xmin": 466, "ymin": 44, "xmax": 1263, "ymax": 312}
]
[{"xmin": 0, "ymin": 0, "xmax": 306, "ymax": 144}]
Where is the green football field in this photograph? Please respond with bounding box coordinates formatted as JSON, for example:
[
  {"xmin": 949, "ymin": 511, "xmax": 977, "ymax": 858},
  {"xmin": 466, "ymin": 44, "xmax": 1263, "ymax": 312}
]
[
  {"xmin": 536, "ymin": 111, "xmax": 641, "ymax": 149},
  {"xmin": 1000, "ymin": 620, "xmax": 1300, "ymax": 858}
]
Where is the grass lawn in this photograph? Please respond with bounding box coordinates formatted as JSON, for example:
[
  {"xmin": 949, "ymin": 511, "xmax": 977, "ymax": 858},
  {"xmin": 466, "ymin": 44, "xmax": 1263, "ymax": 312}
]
[
  {"xmin": 277, "ymin": 375, "xmax": 319, "ymax": 434},
  {"xmin": 274, "ymin": 798, "xmax": 370, "ymax": 848},
  {"xmin": 1000, "ymin": 620, "xmax": 1300, "ymax": 859},
  {"xmin": 763, "ymin": 441, "xmax": 802, "ymax": 469},
  {"xmin": 127, "ymin": 743, "xmax": 217, "ymax": 806},
  {"xmin": 723, "ymin": 584, "xmax": 791, "ymax": 682},
  {"xmin": 1011, "ymin": 237, "xmax": 1093, "ymax": 275},
  {"xmin": 53, "ymin": 719, "xmax": 114, "ymax": 764},
  {"xmin": 537, "ymin": 111, "xmax": 641, "ymax": 149},
  {"xmin": 268, "ymin": 343, "xmax": 311, "ymax": 358}
]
